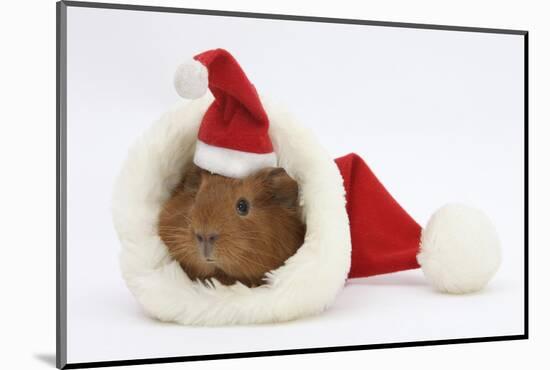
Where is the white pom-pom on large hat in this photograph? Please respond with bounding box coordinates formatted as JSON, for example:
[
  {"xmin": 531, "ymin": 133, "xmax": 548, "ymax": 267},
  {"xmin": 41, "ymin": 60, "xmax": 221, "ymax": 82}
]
[{"xmin": 418, "ymin": 204, "xmax": 501, "ymax": 293}]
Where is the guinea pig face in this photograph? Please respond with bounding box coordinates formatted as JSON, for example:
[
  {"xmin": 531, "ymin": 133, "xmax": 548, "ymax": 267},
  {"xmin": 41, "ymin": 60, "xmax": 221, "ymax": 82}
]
[{"xmin": 158, "ymin": 163, "xmax": 306, "ymax": 287}]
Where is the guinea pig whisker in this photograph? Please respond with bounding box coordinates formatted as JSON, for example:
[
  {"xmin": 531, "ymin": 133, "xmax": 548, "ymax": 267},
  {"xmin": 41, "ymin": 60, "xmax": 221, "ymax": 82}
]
[
  {"xmin": 240, "ymin": 230, "xmax": 282, "ymax": 240},
  {"xmin": 169, "ymin": 239, "xmax": 191, "ymax": 248},
  {"xmin": 158, "ymin": 225, "xmax": 190, "ymax": 232},
  {"xmin": 171, "ymin": 247, "xmax": 197, "ymax": 261},
  {"xmin": 179, "ymin": 214, "xmax": 193, "ymax": 223},
  {"xmin": 159, "ymin": 229, "xmax": 192, "ymax": 237},
  {"xmin": 161, "ymin": 207, "xmax": 193, "ymax": 219},
  {"xmin": 158, "ymin": 230, "xmax": 188, "ymax": 237},
  {"xmin": 230, "ymin": 245, "xmax": 282, "ymax": 261},
  {"xmin": 223, "ymin": 248, "xmax": 274, "ymax": 271},
  {"xmin": 225, "ymin": 240, "xmax": 283, "ymax": 258},
  {"xmin": 158, "ymin": 229, "xmax": 187, "ymax": 236},
  {"xmin": 161, "ymin": 237, "xmax": 185, "ymax": 244},
  {"xmin": 158, "ymin": 232, "xmax": 187, "ymax": 240}
]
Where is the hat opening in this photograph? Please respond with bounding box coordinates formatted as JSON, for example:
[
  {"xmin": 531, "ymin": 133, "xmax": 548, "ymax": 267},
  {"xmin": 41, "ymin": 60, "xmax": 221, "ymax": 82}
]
[{"xmin": 112, "ymin": 95, "xmax": 351, "ymax": 325}]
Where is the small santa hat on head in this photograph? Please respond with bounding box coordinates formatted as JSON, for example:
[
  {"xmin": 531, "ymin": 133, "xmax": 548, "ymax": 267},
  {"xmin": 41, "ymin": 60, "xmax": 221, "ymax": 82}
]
[{"xmin": 174, "ymin": 48, "xmax": 276, "ymax": 178}]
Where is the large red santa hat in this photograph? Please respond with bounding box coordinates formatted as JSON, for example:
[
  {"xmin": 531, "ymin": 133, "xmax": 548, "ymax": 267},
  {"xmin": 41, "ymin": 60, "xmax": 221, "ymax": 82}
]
[
  {"xmin": 336, "ymin": 153, "xmax": 500, "ymax": 292},
  {"xmin": 174, "ymin": 48, "xmax": 501, "ymax": 293}
]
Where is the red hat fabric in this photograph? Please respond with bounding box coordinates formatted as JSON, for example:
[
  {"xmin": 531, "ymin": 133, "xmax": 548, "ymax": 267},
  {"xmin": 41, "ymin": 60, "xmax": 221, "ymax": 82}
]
[
  {"xmin": 174, "ymin": 48, "xmax": 276, "ymax": 178},
  {"xmin": 335, "ymin": 153, "xmax": 422, "ymax": 278}
]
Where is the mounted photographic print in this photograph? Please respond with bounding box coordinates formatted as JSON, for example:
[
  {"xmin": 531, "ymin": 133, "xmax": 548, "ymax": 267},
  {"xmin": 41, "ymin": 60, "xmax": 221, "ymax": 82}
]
[{"xmin": 57, "ymin": 1, "xmax": 528, "ymax": 368}]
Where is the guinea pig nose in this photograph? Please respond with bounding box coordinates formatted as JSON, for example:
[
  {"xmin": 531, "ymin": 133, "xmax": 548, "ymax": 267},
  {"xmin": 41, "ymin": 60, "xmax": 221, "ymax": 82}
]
[
  {"xmin": 195, "ymin": 232, "xmax": 218, "ymax": 244},
  {"xmin": 195, "ymin": 232, "xmax": 219, "ymax": 259}
]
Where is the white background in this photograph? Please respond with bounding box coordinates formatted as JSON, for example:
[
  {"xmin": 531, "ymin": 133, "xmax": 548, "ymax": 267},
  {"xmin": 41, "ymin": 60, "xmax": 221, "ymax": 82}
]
[
  {"xmin": 64, "ymin": 4, "xmax": 525, "ymax": 364},
  {"xmin": 0, "ymin": 0, "xmax": 547, "ymax": 369}
]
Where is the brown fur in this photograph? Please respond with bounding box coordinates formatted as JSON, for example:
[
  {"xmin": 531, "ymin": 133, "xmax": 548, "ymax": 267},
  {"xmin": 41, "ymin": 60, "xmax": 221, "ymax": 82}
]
[{"xmin": 158, "ymin": 163, "xmax": 306, "ymax": 288}]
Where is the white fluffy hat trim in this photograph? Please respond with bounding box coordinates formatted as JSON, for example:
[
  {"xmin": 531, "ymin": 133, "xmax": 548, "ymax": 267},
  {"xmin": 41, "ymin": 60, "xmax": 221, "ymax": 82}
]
[
  {"xmin": 112, "ymin": 95, "xmax": 351, "ymax": 325},
  {"xmin": 194, "ymin": 140, "xmax": 277, "ymax": 178}
]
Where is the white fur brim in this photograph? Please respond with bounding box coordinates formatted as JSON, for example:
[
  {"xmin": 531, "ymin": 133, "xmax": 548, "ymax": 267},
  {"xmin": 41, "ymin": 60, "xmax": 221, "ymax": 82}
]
[
  {"xmin": 194, "ymin": 140, "xmax": 277, "ymax": 178},
  {"xmin": 417, "ymin": 204, "xmax": 501, "ymax": 294},
  {"xmin": 111, "ymin": 95, "xmax": 351, "ymax": 325}
]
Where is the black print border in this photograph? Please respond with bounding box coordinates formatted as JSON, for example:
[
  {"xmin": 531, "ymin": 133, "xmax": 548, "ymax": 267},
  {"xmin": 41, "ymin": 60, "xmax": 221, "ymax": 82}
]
[{"xmin": 56, "ymin": 1, "xmax": 529, "ymax": 368}]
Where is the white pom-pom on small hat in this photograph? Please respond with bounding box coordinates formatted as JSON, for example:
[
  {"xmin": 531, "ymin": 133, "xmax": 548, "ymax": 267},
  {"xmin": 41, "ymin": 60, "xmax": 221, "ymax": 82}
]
[
  {"xmin": 417, "ymin": 204, "xmax": 501, "ymax": 294},
  {"xmin": 173, "ymin": 59, "xmax": 209, "ymax": 99}
]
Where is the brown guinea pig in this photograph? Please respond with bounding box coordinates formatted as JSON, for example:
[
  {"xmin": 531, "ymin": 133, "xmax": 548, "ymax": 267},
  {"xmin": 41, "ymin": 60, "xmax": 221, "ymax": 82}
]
[{"xmin": 158, "ymin": 163, "xmax": 306, "ymax": 288}]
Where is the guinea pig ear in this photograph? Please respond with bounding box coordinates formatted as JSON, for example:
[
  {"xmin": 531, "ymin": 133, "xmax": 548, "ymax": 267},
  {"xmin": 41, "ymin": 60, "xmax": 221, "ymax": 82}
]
[
  {"xmin": 181, "ymin": 163, "xmax": 204, "ymax": 194},
  {"xmin": 260, "ymin": 167, "xmax": 300, "ymax": 208}
]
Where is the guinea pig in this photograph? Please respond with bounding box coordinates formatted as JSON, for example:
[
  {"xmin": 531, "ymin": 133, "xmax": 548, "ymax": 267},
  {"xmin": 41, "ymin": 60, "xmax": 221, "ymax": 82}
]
[{"xmin": 158, "ymin": 162, "xmax": 306, "ymax": 288}]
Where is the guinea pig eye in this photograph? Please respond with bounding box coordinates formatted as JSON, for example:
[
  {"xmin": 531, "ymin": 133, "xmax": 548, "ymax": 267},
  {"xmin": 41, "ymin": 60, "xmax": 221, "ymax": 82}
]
[{"xmin": 236, "ymin": 198, "xmax": 250, "ymax": 216}]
